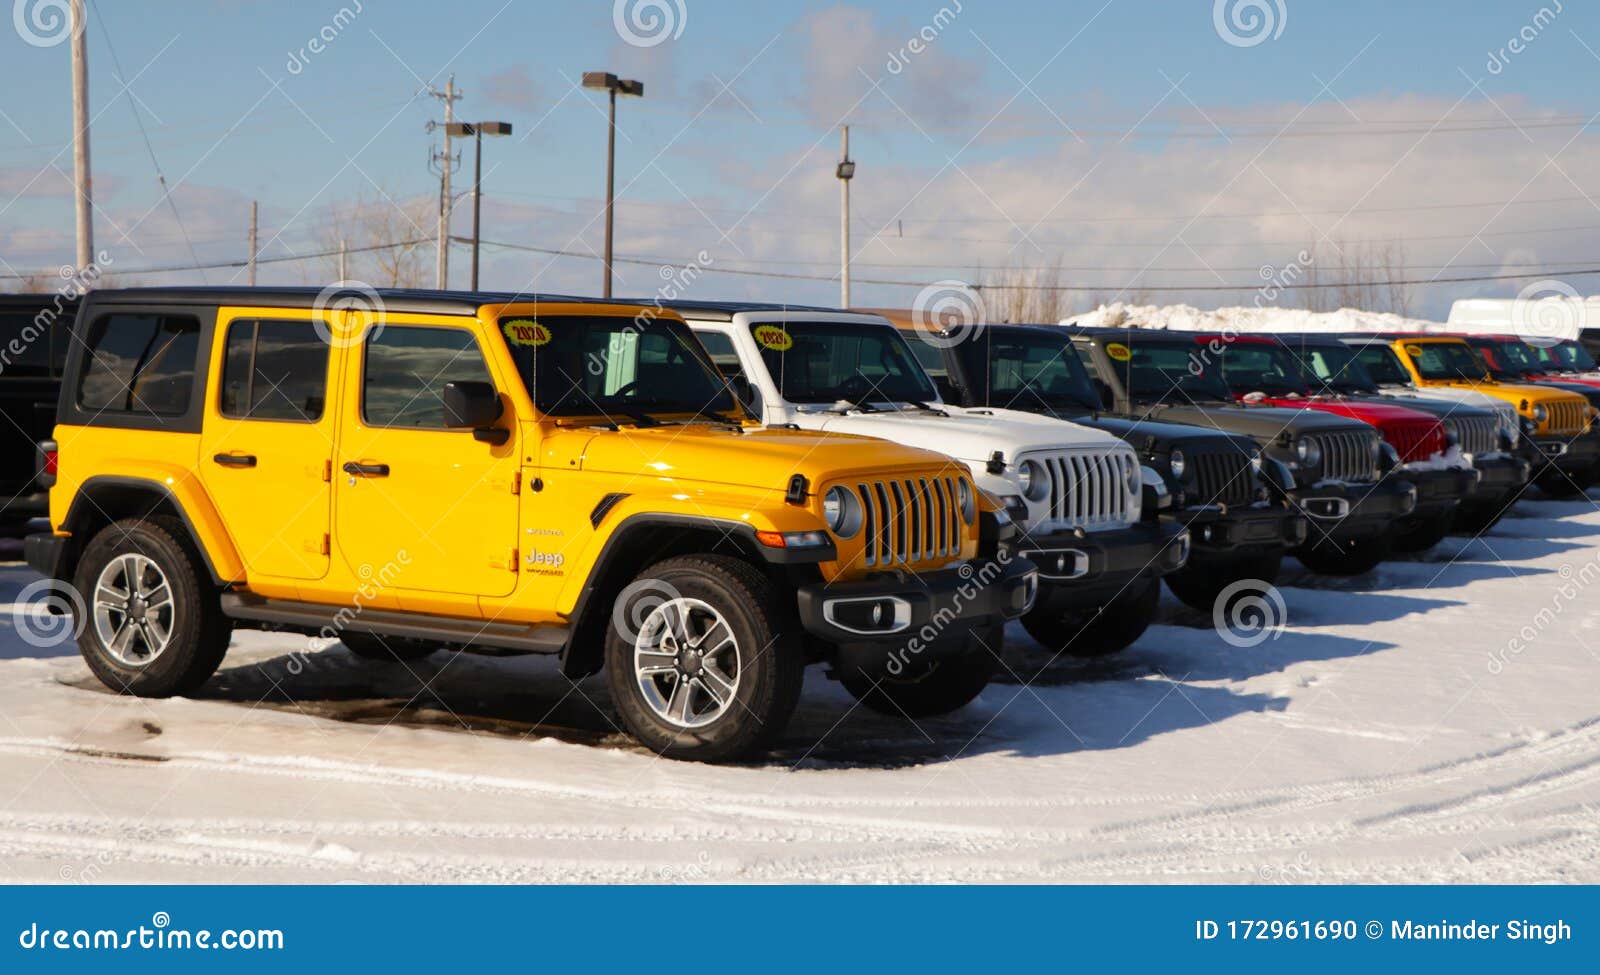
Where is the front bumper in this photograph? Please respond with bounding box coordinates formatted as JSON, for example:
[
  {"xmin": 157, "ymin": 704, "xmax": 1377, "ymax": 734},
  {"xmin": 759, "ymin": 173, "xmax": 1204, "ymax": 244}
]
[
  {"xmin": 1291, "ymin": 476, "xmax": 1417, "ymax": 546},
  {"xmin": 1531, "ymin": 432, "xmax": 1600, "ymax": 474},
  {"xmin": 796, "ymin": 556, "xmax": 1038, "ymax": 647},
  {"xmin": 1399, "ymin": 465, "xmax": 1479, "ymax": 517},
  {"xmin": 1468, "ymin": 453, "xmax": 1530, "ymax": 498},
  {"xmin": 1175, "ymin": 501, "xmax": 1306, "ymax": 557},
  {"xmin": 1019, "ymin": 520, "xmax": 1190, "ymax": 607}
]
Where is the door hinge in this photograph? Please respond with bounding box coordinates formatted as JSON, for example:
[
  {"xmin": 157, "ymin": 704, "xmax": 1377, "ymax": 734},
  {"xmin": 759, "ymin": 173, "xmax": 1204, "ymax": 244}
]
[
  {"xmin": 490, "ymin": 548, "xmax": 518, "ymax": 572},
  {"xmin": 304, "ymin": 533, "xmax": 330, "ymax": 555},
  {"xmin": 321, "ymin": 459, "xmax": 333, "ymax": 482},
  {"xmin": 511, "ymin": 471, "xmax": 522, "ymax": 495}
]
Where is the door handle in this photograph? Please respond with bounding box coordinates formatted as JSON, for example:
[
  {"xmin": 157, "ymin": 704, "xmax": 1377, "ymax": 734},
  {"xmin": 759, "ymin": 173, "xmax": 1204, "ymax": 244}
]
[
  {"xmin": 342, "ymin": 461, "xmax": 390, "ymax": 477},
  {"xmin": 213, "ymin": 453, "xmax": 257, "ymax": 468}
]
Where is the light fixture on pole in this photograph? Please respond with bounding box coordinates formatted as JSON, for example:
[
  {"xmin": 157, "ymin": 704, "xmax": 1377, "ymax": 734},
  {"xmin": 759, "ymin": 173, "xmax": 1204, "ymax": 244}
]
[
  {"xmin": 836, "ymin": 126, "xmax": 855, "ymax": 308},
  {"xmin": 445, "ymin": 121, "xmax": 513, "ymax": 291},
  {"xmin": 582, "ymin": 71, "xmax": 645, "ymax": 298}
]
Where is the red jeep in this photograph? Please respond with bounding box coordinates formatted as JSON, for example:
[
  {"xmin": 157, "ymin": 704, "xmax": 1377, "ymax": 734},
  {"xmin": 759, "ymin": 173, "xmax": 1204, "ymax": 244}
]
[{"xmin": 1198, "ymin": 333, "xmax": 1477, "ymax": 552}]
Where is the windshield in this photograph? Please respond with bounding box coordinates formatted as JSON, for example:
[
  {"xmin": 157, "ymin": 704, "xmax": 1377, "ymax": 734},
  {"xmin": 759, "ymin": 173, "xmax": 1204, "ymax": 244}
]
[
  {"xmin": 1283, "ymin": 342, "xmax": 1377, "ymax": 393},
  {"xmin": 498, "ymin": 314, "xmax": 738, "ymax": 420},
  {"xmin": 1349, "ymin": 343, "xmax": 1413, "ymax": 385},
  {"xmin": 1480, "ymin": 340, "xmax": 1542, "ymax": 377},
  {"xmin": 1545, "ymin": 341, "xmax": 1598, "ymax": 372},
  {"xmin": 750, "ymin": 321, "xmax": 938, "ymax": 406},
  {"xmin": 978, "ymin": 331, "xmax": 1099, "ymax": 411},
  {"xmin": 1219, "ymin": 343, "xmax": 1314, "ymax": 396},
  {"xmin": 1114, "ymin": 339, "xmax": 1235, "ymax": 403},
  {"xmin": 1407, "ymin": 342, "xmax": 1490, "ymax": 382}
]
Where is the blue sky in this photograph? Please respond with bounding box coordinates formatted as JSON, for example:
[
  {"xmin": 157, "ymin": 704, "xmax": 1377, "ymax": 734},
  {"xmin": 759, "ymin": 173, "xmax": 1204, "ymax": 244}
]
[{"xmin": 3, "ymin": 0, "xmax": 1598, "ymax": 317}]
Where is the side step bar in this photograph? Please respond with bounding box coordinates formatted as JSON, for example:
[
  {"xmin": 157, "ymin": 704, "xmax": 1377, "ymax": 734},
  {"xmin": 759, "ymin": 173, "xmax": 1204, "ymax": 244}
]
[{"xmin": 219, "ymin": 593, "xmax": 568, "ymax": 656}]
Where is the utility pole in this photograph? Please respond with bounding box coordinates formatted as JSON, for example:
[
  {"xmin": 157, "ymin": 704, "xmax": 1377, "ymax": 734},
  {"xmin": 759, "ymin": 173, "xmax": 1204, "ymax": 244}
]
[
  {"xmin": 338, "ymin": 239, "xmax": 347, "ymax": 281},
  {"xmin": 428, "ymin": 76, "xmax": 462, "ymax": 290},
  {"xmin": 247, "ymin": 201, "xmax": 258, "ymax": 286},
  {"xmin": 70, "ymin": 0, "xmax": 92, "ymax": 272},
  {"xmin": 836, "ymin": 126, "xmax": 856, "ymax": 308}
]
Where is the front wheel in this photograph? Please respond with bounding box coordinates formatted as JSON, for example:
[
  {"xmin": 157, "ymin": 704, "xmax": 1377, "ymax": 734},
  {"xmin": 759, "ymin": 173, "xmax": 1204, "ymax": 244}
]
[
  {"xmin": 1021, "ymin": 577, "xmax": 1160, "ymax": 658},
  {"xmin": 1535, "ymin": 471, "xmax": 1588, "ymax": 499},
  {"xmin": 1164, "ymin": 552, "xmax": 1283, "ymax": 611},
  {"xmin": 837, "ymin": 624, "xmax": 1000, "ymax": 718},
  {"xmin": 1453, "ymin": 499, "xmax": 1511, "ymax": 535},
  {"xmin": 604, "ymin": 554, "xmax": 804, "ymax": 762},
  {"xmin": 72, "ymin": 517, "xmax": 232, "ymax": 697},
  {"xmin": 1294, "ymin": 535, "xmax": 1391, "ymax": 575}
]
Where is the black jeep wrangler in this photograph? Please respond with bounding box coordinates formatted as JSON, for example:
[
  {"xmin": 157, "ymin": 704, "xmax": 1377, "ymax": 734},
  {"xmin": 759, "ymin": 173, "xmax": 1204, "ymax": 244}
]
[{"xmin": 0, "ymin": 295, "xmax": 72, "ymax": 537}]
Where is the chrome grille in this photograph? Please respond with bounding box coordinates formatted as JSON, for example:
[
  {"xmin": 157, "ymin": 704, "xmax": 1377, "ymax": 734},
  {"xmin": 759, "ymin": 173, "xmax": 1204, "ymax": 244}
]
[
  {"xmin": 1035, "ymin": 448, "xmax": 1139, "ymax": 530},
  {"xmin": 1454, "ymin": 415, "xmax": 1498, "ymax": 455},
  {"xmin": 1546, "ymin": 400, "xmax": 1588, "ymax": 435},
  {"xmin": 1312, "ymin": 430, "xmax": 1378, "ymax": 483},
  {"xmin": 856, "ymin": 474, "xmax": 966, "ymax": 567},
  {"xmin": 1189, "ymin": 449, "xmax": 1256, "ymax": 506}
]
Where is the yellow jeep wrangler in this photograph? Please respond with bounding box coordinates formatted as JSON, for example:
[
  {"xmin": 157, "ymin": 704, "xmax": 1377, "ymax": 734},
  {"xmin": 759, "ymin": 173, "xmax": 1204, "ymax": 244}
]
[{"xmin": 26, "ymin": 288, "xmax": 1035, "ymax": 761}]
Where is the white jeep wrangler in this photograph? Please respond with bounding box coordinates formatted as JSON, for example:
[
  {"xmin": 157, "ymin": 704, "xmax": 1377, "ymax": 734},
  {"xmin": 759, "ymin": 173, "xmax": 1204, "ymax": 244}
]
[{"xmin": 673, "ymin": 304, "xmax": 1190, "ymax": 658}]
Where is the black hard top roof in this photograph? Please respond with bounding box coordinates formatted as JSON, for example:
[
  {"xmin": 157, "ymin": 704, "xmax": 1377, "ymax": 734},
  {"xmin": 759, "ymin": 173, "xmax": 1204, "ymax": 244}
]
[
  {"xmin": 0, "ymin": 293, "xmax": 78, "ymax": 310},
  {"xmin": 80, "ymin": 286, "xmax": 596, "ymax": 316}
]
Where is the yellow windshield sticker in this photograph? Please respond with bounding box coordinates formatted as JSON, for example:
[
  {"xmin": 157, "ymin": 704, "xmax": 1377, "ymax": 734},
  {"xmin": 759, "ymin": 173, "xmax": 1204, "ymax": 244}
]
[
  {"xmin": 1105, "ymin": 342, "xmax": 1132, "ymax": 362},
  {"xmin": 1404, "ymin": 344, "xmax": 1424, "ymax": 357},
  {"xmin": 503, "ymin": 319, "xmax": 552, "ymax": 348},
  {"xmin": 753, "ymin": 325, "xmax": 793, "ymax": 351}
]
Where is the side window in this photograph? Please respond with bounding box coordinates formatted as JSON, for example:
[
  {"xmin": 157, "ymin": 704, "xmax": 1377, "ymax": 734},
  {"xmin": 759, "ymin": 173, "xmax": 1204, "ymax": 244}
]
[
  {"xmin": 76, "ymin": 312, "xmax": 201, "ymax": 415},
  {"xmin": 220, "ymin": 320, "xmax": 330, "ymax": 422},
  {"xmin": 908, "ymin": 340, "xmax": 948, "ymax": 379},
  {"xmin": 695, "ymin": 330, "xmax": 744, "ymax": 378},
  {"xmin": 363, "ymin": 326, "xmax": 493, "ymax": 429}
]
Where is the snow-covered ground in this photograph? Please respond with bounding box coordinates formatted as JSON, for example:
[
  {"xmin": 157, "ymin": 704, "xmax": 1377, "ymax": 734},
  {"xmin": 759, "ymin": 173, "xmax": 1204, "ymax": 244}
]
[{"xmin": 2, "ymin": 495, "xmax": 1600, "ymax": 884}]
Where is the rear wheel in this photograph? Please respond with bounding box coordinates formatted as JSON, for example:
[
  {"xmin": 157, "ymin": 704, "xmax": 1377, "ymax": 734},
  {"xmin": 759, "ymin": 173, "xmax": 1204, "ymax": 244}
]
[
  {"xmin": 837, "ymin": 624, "xmax": 1000, "ymax": 718},
  {"xmin": 1021, "ymin": 577, "xmax": 1160, "ymax": 658},
  {"xmin": 1392, "ymin": 509, "xmax": 1454, "ymax": 553},
  {"xmin": 1294, "ymin": 535, "xmax": 1391, "ymax": 576},
  {"xmin": 1165, "ymin": 552, "xmax": 1283, "ymax": 611},
  {"xmin": 604, "ymin": 554, "xmax": 804, "ymax": 762},
  {"xmin": 340, "ymin": 631, "xmax": 440, "ymax": 662},
  {"xmin": 72, "ymin": 517, "xmax": 232, "ymax": 697}
]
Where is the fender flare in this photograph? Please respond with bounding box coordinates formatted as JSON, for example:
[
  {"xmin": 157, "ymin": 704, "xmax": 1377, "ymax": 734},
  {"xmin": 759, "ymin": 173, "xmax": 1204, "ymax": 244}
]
[{"xmin": 61, "ymin": 475, "xmax": 244, "ymax": 585}]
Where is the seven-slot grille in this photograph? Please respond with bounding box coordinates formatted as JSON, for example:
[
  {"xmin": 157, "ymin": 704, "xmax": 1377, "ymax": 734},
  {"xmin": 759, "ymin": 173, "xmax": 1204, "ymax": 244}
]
[
  {"xmin": 1033, "ymin": 449, "xmax": 1140, "ymax": 530},
  {"xmin": 1453, "ymin": 414, "xmax": 1499, "ymax": 455},
  {"xmin": 854, "ymin": 475, "xmax": 967, "ymax": 567},
  {"xmin": 1311, "ymin": 430, "xmax": 1378, "ymax": 483},
  {"xmin": 1189, "ymin": 448, "xmax": 1256, "ymax": 506},
  {"xmin": 1544, "ymin": 399, "xmax": 1589, "ymax": 435},
  {"xmin": 1382, "ymin": 418, "xmax": 1446, "ymax": 464}
]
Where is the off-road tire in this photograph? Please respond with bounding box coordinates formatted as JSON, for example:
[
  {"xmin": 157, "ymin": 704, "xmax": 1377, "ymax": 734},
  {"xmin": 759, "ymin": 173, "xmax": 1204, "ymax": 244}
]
[
  {"xmin": 340, "ymin": 631, "xmax": 440, "ymax": 663},
  {"xmin": 1453, "ymin": 499, "xmax": 1511, "ymax": 535},
  {"xmin": 604, "ymin": 554, "xmax": 804, "ymax": 762},
  {"xmin": 1392, "ymin": 509, "xmax": 1454, "ymax": 553},
  {"xmin": 72, "ymin": 516, "xmax": 232, "ymax": 697},
  {"xmin": 1535, "ymin": 471, "xmax": 1588, "ymax": 499},
  {"xmin": 1294, "ymin": 535, "xmax": 1391, "ymax": 576},
  {"xmin": 1164, "ymin": 552, "xmax": 1283, "ymax": 611},
  {"xmin": 837, "ymin": 623, "xmax": 1001, "ymax": 718},
  {"xmin": 1021, "ymin": 576, "xmax": 1160, "ymax": 658}
]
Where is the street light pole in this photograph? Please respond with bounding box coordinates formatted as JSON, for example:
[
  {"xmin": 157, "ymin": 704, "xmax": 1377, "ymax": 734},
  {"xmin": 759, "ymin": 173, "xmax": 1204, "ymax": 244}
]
[
  {"xmin": 836, "ymin": 126, "xmax": 856, "ymax": 309},
  {"xmin": 70, "ymin": 0, "xmax": 92, "ymax": 272},
  {"xmin": 583, "ymin": 72, "xmax": 644, "ymax": 299},
  {"xmin": 445, "ymin": 121, "xmax": 512, "ymax": 291}
]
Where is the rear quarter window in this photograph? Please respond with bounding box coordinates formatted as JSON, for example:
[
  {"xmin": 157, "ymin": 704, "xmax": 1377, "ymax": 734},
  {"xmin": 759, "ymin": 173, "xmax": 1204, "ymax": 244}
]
[{"xmin": 75, "ymin": 312, "xmax": 202, "ymax": 415}]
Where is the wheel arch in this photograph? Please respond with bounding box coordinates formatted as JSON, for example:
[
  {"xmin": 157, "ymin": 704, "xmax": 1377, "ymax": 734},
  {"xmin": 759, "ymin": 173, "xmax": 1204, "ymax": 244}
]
[{"xmin": 58, "ymin": 476, "xmax": 243, "ymax": 587}]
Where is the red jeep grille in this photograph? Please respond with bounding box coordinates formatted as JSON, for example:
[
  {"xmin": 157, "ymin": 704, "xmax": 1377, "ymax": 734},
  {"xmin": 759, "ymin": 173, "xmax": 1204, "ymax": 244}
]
[{"xmin": 1383, "ymin": 418, "xmax": 1446, "ymax": 464}]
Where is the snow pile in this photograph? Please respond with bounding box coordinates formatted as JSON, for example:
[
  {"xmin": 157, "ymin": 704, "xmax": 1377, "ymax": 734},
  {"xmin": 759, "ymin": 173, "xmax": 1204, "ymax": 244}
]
[{"xmin": 1066, "ymin": 302, "xmax": 1453, "ymax": 335}]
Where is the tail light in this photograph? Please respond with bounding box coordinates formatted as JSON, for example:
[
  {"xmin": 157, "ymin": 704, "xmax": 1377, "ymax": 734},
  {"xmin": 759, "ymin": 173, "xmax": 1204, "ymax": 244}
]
[{"xmin": 37, "ymin": 439, "xmax": 57, "ymax": 488}]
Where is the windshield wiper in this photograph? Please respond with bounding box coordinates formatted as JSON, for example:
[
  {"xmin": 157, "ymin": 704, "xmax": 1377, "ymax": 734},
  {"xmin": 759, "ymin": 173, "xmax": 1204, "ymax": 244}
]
[{"xmin": 901, "ymin": 398, "xmax": 949, "ymax": 417}]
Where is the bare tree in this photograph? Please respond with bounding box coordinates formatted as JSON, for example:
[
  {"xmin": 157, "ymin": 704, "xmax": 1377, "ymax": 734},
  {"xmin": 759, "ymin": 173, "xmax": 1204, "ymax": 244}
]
[
  {"xmin": 1300, "ymin": 239, "xmax": 1411, "ymax": 315},
  {"xmin": 315, "ymin": 190, "xmax": 435, "ymax": 287},
  {"xmin": 981, "ymin": 259, "xmax": 1070, "ymax": 323}
]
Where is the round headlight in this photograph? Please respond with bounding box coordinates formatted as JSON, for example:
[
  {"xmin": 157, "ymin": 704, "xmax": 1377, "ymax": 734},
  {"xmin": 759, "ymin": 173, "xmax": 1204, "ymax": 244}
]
[
  {"xmin": 1169, "ymin": 449, "xmax": 1186, "ymax": 479},
  {"xmin": 1295, "ymin": 436, "xmax": 1322, "ymax": 468},
  {"xmin": 823, "ymin": 486, "xmax": 862, "ymax": 538},
  {"xmin": 1019, "ymin": 459, "xmax": 1049, "ymax": 502},
  {"xmin": 956, "ymin": 478, "xmax": 976, "ymax": 524},
  {"xmin": 1442, "ymin": 420, "xmax": 1459, "ymax": 447},
  {"xmin": 1533, "ymin": 404, "xmax": 1549, "ymax": 424},
  {"xmin": 1520, "ymin": 416, "xmax": 1537, "ymax": 435}
]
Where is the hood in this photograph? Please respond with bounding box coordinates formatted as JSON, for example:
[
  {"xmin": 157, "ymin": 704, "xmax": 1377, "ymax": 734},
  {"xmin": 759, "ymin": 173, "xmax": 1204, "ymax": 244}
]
[
  {"xmin": 805, "ymin": 405, "xmax": 1126, "ymax": 464},
  {"xmin": 1246, "ymin": 395, "xmax": 1439, "ymax": 428},
  {"xmin": 1148, "ymin": 401, "xmax": 1374, "ymax": 440},
  {"xmin": 1067, "ymin": 413, "xmax": 1257, "ymax": 454},
  {"xmin": 1376, "ymin": 384, "xmax": 1518, "ymax": 419},
  {"xmin": 1375, "ymin": 395, "xmax": 1496, "ymax": 421},
  {"xmin": 540, "ymin": 423, "xmax": 959, "ymax": 492}
]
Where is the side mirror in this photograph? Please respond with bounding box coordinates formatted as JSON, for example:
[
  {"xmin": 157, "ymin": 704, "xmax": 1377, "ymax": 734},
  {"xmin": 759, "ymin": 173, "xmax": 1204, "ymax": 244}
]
[
  {"xmin": 1092, "ymin": 378, "xmax": 1114, "ymax": 410},
  {"xmin": 443, "ymin": 381, "xmax": 506, "ymax": 443}
]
